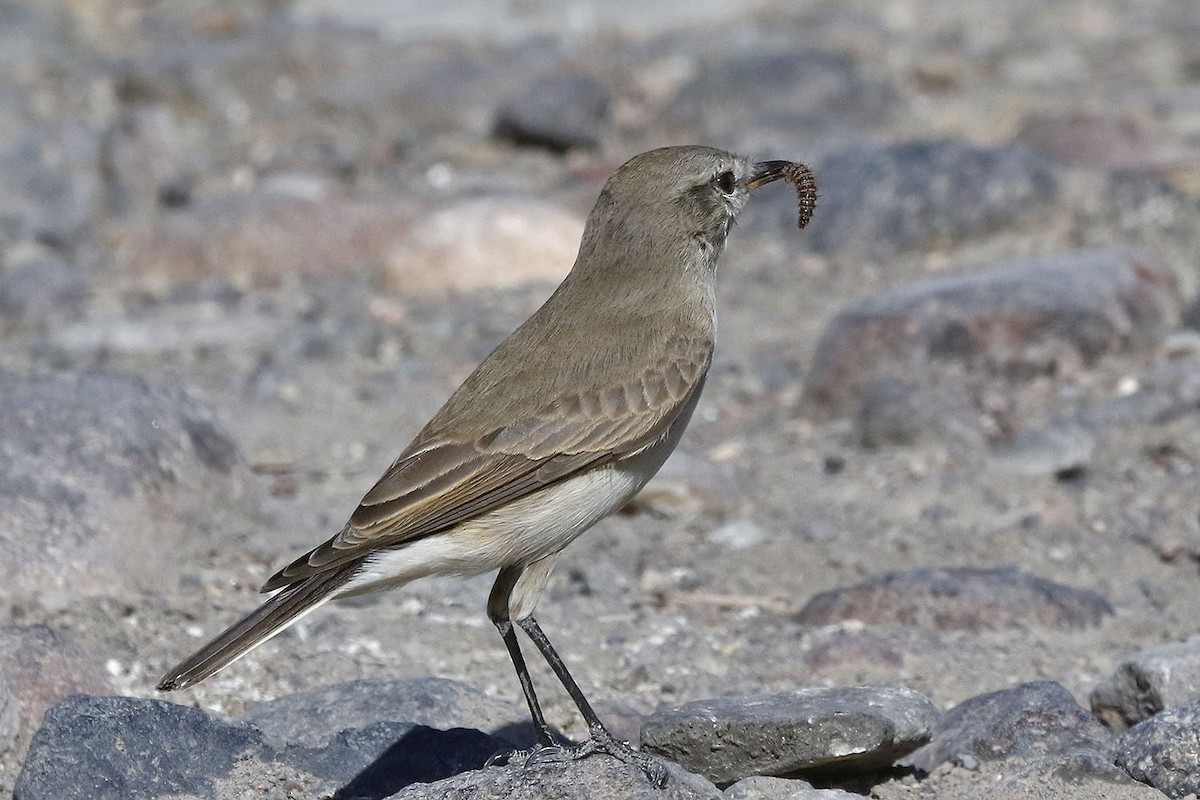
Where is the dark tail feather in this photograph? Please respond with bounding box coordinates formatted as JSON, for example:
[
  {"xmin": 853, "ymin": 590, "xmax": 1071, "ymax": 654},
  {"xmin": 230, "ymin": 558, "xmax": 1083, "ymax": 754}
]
[{"xmin": 157, "ymin": 562, "xmax": 360, "ymax": 691}]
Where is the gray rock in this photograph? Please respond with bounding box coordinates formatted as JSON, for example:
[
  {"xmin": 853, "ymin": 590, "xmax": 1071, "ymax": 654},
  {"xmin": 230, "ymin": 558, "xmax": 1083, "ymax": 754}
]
[
  {"xmin": 14, "ymin": 693, "xmax": 505, "ymax": 800},
  {"xmin": 667, "ymin": 50, "xmax": 895, "ymax": 157},
  {"xmin": 640, "ymin": 686, "xmax": 938, "ymax": 786},
  {"xmin": 796, "ymin": 567, "xmax": 1113, "ymax": 631},
  {"xmin": 494, "ymin": 72, "xmax": 611, "ymax": 151},
  {"xmin": 1092, "ymin": 636, "xmax": 1200, "ymax": 728},
  {"xmin": 0, "ymin": 250, "xmax": 90, "ymax": 331},
  {"xmin": 722, "ymin": 775, "xmax": 855, "ymax": 799},
  {"xmin": 0, "ymin": 369, "xmax": 265, "ymax": 597},
  {"xmin": 900, "ymin": 749, "xmax": 1164, "ymax": 799},
  {"xmin": 1078, "ymin": 171, "xmax": 1200, "ymax": 302},
  {"xmin": 0, "ymin": 625, "xmax": 111, "ymax": 745},
  {"xmin": 798, "ymin": 140, "xmax": 1060, "ymax": 257},
  {"xmin": 1114, "ymin": 698, "xmax": 1200, "ymax": 798},
  {"xmin": 0, "ymin": 120, "xmax": 103, "ymax": 247},
  {"xmin": 856, "ymin": 376, "xmax": 984, "ymax": 449},
  {"xmin": 991, "ymin": 419, "xmax": 1096, "ymax": 477},
  {"xmin": 238, "ymin": 676, "xmax": 530, "ymax": 748},
  {"xmin": 15, "ymin": 695, "xmax": 266, "ymax": 800},
  {"xmin": 390, "ymin": 756, "xmax": 720, "ymax": 800},
  {"xmin": 903, "ymin": 681, "xmax": 1114, "ymax": 775},
  {"xmin": 0, "ymin": 675, "xmax": 18, "ymax": 756},
  {"xmin": 803, "ymin": 248, "xmax": 1178, "ymax": 420}
]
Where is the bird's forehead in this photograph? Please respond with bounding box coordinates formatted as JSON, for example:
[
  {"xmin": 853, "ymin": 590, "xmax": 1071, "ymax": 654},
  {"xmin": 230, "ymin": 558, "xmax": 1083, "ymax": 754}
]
[{"xmin": 614, "ymin": 146, "xmax": 747, "ymax": 189}]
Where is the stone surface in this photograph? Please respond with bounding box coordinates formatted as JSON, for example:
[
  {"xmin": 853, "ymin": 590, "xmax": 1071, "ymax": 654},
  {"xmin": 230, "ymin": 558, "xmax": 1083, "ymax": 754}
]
[
  {"xmin": 14, "ymin": 693, "xmax": 504, "ymax": 800},
  {"xmin": 0, "ymin": 369, "xmax": 264, "ymax": 597},
  {"xmin": 794, "ymin": 140, "xmax": 1060, "ymax": 257},
  {"xmin": 5, "ymin": 2, "xmax": 1200, "ymax": 799},
  {"xmin": 385, "ymin": 197, "xmax": 582, "ymax": 295},
  {"xmin": 390, "ymin": 756, "xmax": 720, "ymax": 800},
  {"xmin": 796, "ymin": 567, "xmax": 1113, "ymax": 632},
  {"xmin": 1016, "ymin": 112, "xmax": 1200, "ymax": 171},
  {"xmin": 803, "ymin": 248, "xmax": 1179, "ymax": 420},
  {"xmin": 0, "ymin": 626, "xmax": 111, "ymax": 747},
  {"xmin": 494, "ymin": 72, "xmax": 611, "ymax": 151},
  {"xmin": 640, "ymin": 686, "xmax": 938, "ymax": 786},
  {"xmin": 666, "ymin": 50, "xmax": 895, "ymax": 156},
  {"xmin": 237, "ymin": 676, "xmax": 530, "ymax": 748},
  {"xmin": 903, "ymin": 681, "xmax": 1114, "ymax": 775},
  {"xmin": 722, "ymin": 776, "xmax": 856, "ymax": 799},
  {"xmin": 991, "ymin": 419, "xmax": 1097, "ymax": 477},
  {"xmin": 1092, "ymin": 636, "xmax": 1200, "ymax": 729},
  {"xmin": 0, "ymin": 249, "xmax": 90, "ymax": 332},
  {"xmin": 1114, "ymin": 698, "xmax": 1200, "ymax": 798},
  {"xmin": 877, "ymin": 753, "xmax": 1166, "ymax": 800},
  {"xmin": 0, "ymin": 674, "xmax": 18, "ymax": 756},
  {"xmin": 107, "ymin": 186, "xmax": 420, "ymax": 285},
  {"xmin": 855, "ymin": 376, "xmax": 983, "ymax": 449}
]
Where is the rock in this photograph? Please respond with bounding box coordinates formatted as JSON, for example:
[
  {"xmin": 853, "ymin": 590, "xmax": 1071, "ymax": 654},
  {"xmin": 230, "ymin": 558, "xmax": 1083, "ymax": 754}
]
[
  {"xmin": 101, "ymin": 104, "xmax": 199, "ymax": 217},
  {"xmin": 722, "ymin": 775, "xmax": 856, "ymax": 799},
  {"xmin": 666, "ymin": 50, "xmax": 895, "ymax": 157},
  {"xmin": 0, "ymin": 675, "xmax": 18, "ymax": 756},
  {"xmin": 795, "ymin": 140, "xmax": 1060, "ymax": 257},
  {"xmin": 237, "ymin": 677, "xmax": 530, "ymax": 748},
  {"xmin": 855, "ymin": 376, "xmax": 984, "ymax": 449},
  {"xmin": 796, "ymin": 566, "xmax": 1113, "ymax": 632},
  {"xmin": 1091, "ymin": 636, "xmax": 1200, "ymax": 728},
  {"xmin": 1077, "ymin": 172, "xmax": 1200, "ymax": 302},
  {"xmin": 385, "ymin": 197, "xmax": 582, "ymax": 296},
  {"xmin": 1016, "ymin": 112, "xmax": 1200, "ymax": 171},
  {"xmin": 991, "ymin": 419, "xmax": 1096, "ymax": 477},
  {"xmin": 14, "ymin": 695, "xmax": 265, "ymax": 800},
  {"xmin": 902, "ymin": 681, "xmax": 1114, "ymax": 775},
  {"xmin": 390, "ymin": 756, "xmax": 720, "ymax": 800},
  {"xmin": 107, "ymin": 185, "xmax": 419, "ymax": 286},
  {"xmin": 494, "ymin": 72, "xmax": 611, "ymax": 152},
  {"xmin": 14, "ymin": 693, "xmax": 505, "ymax": 800},
  {"xmin": 803, "ymin": 248, "xmax": 1179, "ymax": 420},
  {"xmin": 885, "ymin": 750, "xmax": 1165, "ymax": 800},
  {"xmin": 0, "ymin": 369, "xmax": 264, "ymax": 597},
  {"xmin": 0, "ymin": 248, "xmax": 91, "ymax": 331},
  {"xmin": 0, "ymin": 121, "xmax": 103, "ymax": 247},
  {"xmin": 0, "ymin": 626, "xmax": 111, "ymax": 743},
  {"xmin": 708, "ymin": 519, "xmax": 767, "ymax": 551},
  {"xmin": 1114, "ymin": 698, "xmax": 1200, "ymax": 798},
  {"xmin": 640, "ymin": 686, "xmax": 938, "ymax": 786}
]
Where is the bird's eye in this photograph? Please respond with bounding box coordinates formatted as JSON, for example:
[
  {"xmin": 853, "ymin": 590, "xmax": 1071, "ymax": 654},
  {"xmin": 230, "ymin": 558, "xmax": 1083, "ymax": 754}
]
[{"xmin": 715, "ymin": 170, "xmax": 736, "ymax": 194}]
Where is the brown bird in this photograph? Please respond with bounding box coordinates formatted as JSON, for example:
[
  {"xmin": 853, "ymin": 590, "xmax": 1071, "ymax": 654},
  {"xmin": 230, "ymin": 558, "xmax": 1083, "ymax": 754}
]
[{"xmin": 158, "ymin": 145, "xmax": 814, "ymax": 786}]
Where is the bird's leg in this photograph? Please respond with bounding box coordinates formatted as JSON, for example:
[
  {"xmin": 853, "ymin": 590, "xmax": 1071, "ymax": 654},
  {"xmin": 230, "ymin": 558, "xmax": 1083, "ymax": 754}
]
[
  {"xmin": 516, "ymin": 615, "xmax": 669, "ymax": 788},
  {"xmin": 484, "ymin": 567, "xmax": 559, "ymax": 767}
]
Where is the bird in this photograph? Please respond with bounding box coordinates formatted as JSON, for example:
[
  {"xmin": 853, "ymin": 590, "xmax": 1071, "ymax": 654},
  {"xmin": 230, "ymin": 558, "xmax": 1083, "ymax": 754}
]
[{"xmin": 158, "ymin": 145, "xmax": 814, "ymax": 786}]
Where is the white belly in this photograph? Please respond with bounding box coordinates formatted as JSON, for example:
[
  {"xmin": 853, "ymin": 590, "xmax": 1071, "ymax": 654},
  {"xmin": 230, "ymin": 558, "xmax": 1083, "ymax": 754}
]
[{"xmin": 340, "ymin": 460, "xmax": 645, "ymax": 596}]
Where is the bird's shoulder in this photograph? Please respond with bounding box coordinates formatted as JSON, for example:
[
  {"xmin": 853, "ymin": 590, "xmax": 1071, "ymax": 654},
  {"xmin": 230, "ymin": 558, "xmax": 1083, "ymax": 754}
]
[{"xmin": 415, "ymin": 313, "xmax": 714, "ymax": 451}]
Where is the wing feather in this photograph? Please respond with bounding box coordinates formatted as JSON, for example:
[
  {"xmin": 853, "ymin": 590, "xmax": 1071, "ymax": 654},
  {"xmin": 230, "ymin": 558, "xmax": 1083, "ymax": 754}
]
[{"xmin": 262, "ymin": 335, "xmax": 712, "ymax": 591}]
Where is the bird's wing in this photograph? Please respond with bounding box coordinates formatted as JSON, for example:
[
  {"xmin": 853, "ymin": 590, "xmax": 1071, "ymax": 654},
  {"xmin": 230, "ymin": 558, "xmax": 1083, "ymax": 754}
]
[{"xmin": 262, "ymin": 335, "xmax": 712, "ymax": 590}]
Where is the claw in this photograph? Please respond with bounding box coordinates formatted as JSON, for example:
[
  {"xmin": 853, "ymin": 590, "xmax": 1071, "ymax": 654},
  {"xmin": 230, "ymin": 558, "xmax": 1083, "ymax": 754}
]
[{"xmin": 486, "ymin": 729, "xmax": 669, "ymax": 787}]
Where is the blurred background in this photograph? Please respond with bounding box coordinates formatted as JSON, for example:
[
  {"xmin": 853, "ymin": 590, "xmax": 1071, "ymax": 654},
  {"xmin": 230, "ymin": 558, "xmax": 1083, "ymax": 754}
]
[{"xmin": 2, "ymin": 0, "xmax": 1200, "ymax": 796}]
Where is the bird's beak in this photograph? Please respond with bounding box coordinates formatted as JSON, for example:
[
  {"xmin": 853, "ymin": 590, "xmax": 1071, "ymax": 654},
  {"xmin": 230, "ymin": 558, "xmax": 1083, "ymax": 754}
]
[{"xmin": 744, "ymin": 160, "xmax": 793, "ymax": 190}]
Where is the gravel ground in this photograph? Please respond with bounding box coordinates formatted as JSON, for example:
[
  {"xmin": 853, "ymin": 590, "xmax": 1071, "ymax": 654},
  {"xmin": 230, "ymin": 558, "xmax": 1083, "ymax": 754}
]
[{"xmin": 2, "ymin": 0, "xmax": 1200, "ymax": 797}]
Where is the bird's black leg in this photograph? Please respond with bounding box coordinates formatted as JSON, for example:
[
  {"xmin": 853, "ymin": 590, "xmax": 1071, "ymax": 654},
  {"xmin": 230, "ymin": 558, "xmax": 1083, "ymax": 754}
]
[
  {"xmin": 516, "ymin": 614, "xmax": 669, "ymax": 788},
  {"xmin": 484, "ymin": 567, "xmax": 559, "ymax": 767}
]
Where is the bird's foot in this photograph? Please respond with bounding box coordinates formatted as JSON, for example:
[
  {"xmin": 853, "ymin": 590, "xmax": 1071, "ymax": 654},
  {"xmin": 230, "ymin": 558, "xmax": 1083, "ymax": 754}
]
[{"xmin": 487, "ymin": 726, "xmax": 668, "ymax": 788}]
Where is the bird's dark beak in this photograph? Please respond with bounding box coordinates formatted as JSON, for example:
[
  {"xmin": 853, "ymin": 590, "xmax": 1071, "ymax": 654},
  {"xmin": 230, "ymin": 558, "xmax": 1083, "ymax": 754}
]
[{"xmin": 744, "ymin": 160, "xmax": 793, "ymax": 190}]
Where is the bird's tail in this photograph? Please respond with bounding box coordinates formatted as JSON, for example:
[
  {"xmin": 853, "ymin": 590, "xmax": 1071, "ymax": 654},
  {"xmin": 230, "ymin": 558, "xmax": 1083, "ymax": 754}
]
[{"xmin": 157, "ymin": 562, "xmax": 360, "ymax": 691}]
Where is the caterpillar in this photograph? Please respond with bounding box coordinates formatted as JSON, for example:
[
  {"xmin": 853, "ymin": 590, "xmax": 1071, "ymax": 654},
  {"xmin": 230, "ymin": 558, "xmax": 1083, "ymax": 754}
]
[{"xmin": 781, "ymin": 162, "xmax": 818, "ymax": 229}]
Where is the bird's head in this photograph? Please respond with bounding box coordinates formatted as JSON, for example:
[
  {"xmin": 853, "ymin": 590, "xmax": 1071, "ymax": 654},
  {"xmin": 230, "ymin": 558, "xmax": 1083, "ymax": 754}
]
[{"xmin": 577, "ymin": 145, "xmax": 807, "ymax": 275}]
